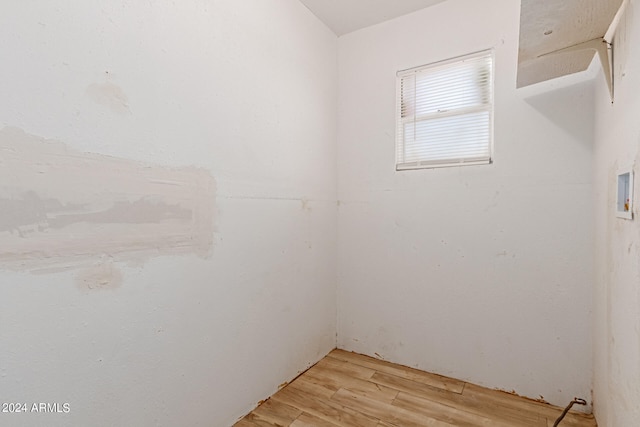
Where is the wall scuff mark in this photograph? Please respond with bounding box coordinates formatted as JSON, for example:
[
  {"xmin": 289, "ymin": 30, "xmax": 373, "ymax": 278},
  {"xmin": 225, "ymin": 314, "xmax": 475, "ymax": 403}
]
[
  {"xmin": 0, "ymin": 127, "xmax": 215, "ymax": 273},
  {"xmin": 86, "ymin": 80, "xmax": 131, "ymax": 114}
]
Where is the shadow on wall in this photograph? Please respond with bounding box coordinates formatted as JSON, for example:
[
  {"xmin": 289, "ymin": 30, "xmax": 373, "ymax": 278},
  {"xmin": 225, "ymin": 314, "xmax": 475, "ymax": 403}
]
[{"xmin": 523, "ymin": 80, "xmax": 595, "ymax": 146}]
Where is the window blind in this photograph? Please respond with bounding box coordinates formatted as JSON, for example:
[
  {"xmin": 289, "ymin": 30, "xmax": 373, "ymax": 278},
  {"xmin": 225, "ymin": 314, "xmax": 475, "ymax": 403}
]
[{"xmin": 396, "ymin": 50, "xmax": 493, "ymax": 170}]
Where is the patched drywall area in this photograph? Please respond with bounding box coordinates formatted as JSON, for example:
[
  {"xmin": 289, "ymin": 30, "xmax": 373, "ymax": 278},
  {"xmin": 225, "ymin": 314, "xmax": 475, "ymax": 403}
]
[
  {"xmin": 85, "ymin": 80, "xmax": 131, "ymax": 115},
  {"xmin": 593, "ymin": 1, "xmax": 640, "ymax": 425},
  {"xmin": 337, "ymin": 0, "xmax": 594, "ymax": 410},
  {"xmin": 0, "ymin": 127, "xmax": 214, "ymax": 277},
  {"xmin": 0, "ymin": 1, "xmax": 337, "ymax": 426}
]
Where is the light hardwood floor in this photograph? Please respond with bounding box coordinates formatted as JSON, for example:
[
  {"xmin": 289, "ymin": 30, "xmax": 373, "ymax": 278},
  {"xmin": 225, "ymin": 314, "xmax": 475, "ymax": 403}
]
[{"xmin": 235, "ymin": 349, "xmax": 597, "ymax": 427}]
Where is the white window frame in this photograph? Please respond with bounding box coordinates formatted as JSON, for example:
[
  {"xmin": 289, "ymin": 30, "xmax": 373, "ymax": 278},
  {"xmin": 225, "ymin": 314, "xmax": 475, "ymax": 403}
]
[{"xmin": 396, "ymin": 49, "xmax": 494, "ymax": 170}]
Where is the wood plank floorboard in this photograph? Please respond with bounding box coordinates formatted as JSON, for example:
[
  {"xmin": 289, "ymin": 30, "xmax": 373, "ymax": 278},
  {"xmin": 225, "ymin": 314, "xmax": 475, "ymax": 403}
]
[{"xmin": 234, "ymin": 350, "xmax": 597, "ymax": 427}]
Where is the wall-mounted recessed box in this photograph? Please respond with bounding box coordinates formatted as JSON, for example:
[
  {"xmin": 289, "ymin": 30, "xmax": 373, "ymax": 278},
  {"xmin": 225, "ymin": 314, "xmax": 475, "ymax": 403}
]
[{"xmin": 616, "ymin": 167, "xmax": 634, "ymax": 220}]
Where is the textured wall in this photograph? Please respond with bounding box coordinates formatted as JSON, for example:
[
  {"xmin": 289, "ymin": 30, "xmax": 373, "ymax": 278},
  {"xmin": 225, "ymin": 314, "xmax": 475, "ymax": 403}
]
[
  {"xmin": 593, "ymin": 1, "xmax": 640, "ymax": 425},
  {"xmin": 0, "ymin": 1, "xmax": 337, "ymax": 426},
  {"xmin": 337, "ymin": 0, "xmax": 594, "ymax": 409}
]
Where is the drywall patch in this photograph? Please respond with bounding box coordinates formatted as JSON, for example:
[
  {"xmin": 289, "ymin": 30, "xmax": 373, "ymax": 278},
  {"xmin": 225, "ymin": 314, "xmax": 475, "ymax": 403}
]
[
  {"xmin": 86, "ymin": 81, "xmax": 131, "ymax": 114},
  {"xmin": 0, "ymin": 127, "xmax": 215, "ymax": 272},
  {"xmin": 301, "ymin": 198, "xmax": 312, "ymax": 212},
  {"xmin": 76, "ymin": 261, "xmax": 123, "ymax": 291}
]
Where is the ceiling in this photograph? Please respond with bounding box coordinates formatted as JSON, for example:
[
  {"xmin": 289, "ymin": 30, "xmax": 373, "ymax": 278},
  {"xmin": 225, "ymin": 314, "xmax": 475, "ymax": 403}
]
[
  {"xmin": 300, "ymin": 0, "xmax": 625, "ymax": 89},
  {"xmin": 298, "ymin": 0, "xmax": 447, "ymax": 36}
]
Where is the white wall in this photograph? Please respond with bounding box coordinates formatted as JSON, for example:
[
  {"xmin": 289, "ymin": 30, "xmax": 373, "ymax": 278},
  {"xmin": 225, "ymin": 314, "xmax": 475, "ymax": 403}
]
[
  {"xmin": 337, "ymin": 0, "xmax": 595, "ymax": 408},
  {"xmin": 0, "ymin": 1, "xmax": 337, "ymax": 426},
  {"xmin": 593, "ymin": 1, "xmax": 640, "ymax": 425}
]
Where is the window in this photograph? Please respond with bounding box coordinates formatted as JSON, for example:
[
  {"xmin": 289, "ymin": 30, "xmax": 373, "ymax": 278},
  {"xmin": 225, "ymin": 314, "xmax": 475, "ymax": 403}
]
[{"xmin": 396, "ymin": 50, "xmax": 494, "ymax": 170}]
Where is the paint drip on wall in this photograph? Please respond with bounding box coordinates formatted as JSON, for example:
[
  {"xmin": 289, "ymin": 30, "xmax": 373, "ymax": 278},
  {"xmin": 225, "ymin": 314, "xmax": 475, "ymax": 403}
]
[{"xmin": 0, "ymin": 127, "xmax": 215, "ymax": 277}]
